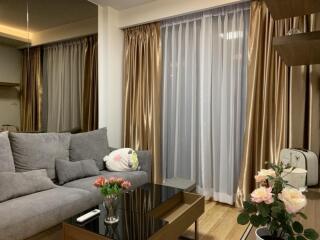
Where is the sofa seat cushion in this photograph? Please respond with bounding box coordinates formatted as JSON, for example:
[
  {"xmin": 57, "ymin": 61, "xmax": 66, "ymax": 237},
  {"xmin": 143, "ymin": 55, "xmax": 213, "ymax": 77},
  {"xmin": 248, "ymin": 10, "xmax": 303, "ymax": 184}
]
[
  {"xmin": 9, "ymin": 132, "xmax": 71, "ymax": 180},
  {"xmin": 63, "ymin": 170, "xmax": 149, "ymax": 204},
  {"xmin": 0, "ymin": 187, "xmax": 94, "ymax": 240},
  {"xmin": 0, "ymin": 169, "xmax": 56, "ymax": 203}
]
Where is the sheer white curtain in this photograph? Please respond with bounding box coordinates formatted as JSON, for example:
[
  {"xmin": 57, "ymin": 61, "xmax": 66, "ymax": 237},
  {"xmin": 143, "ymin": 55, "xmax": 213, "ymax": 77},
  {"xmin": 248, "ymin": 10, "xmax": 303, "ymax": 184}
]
[
  {"xmin": 44, "ymin": 40, "xmax": 86, "ymax": 132},
  {"xmin": 162, "ymin": 3, "xmax": 249, "ymax": 204}
]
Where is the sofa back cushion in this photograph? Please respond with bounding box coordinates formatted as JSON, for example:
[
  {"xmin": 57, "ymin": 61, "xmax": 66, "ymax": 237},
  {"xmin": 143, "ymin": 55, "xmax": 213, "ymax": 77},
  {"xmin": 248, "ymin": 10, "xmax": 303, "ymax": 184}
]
[
  {"xmin": 69, "ymin": 128, "xmax": 110, "ymax": 170},
  {"xmin": 0, "ymin": 169, "xmax": 56, "ymax": 203},
  {"xmin": 10, "ymin": 132, "xmax": 71, "ymax": 179},
  {"xmin": 55, "ymin": 159, "xmax": 100, "ymax": 185},
  {"xmin": 0, "ymin": 131, "xmax": 15, "ymax": 172}
]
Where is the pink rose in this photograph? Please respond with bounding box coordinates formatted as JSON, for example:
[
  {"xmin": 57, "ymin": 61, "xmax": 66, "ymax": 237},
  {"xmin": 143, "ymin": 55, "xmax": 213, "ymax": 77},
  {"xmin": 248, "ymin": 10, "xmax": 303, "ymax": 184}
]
[
  {"xmin": 255, "ymin": 169, "xmax": 276, "ymax": 183},
  {"xmin": 94, "ymin": 176, "xmax": 106, "ymax": 188},
  {"xmin": 279, "ymin": 188, "xmax": 307, "ymax": 213},
  {"xmin": 116, "ymin": 177, "xmax": 124, "ymax": 184},
  {"xmin": 108, "ymin": 177, "xmax": 116, "ymax": 183},
  {"xmin": 251, "ymin": 187, "xmax": 274, "ymax": 204},
  {"xmin": 121, "ymin": 180, "xmax": 132, "ymax": 189}
]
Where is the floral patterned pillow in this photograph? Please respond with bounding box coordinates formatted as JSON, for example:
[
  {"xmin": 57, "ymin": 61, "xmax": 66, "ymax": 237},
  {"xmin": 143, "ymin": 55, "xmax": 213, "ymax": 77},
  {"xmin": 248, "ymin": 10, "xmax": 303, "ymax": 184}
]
[{"xmin": 104, "ymin": 148, "xmax": 139, "ymax": 172}]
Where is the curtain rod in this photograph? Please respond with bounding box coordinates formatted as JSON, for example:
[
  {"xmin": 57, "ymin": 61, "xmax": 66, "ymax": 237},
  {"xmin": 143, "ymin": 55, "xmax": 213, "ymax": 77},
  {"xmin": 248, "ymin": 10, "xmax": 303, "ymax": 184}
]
[
  {"xmin": 160, "ymin": 1, "xmax": 250, "ymax": 28},
  {"xmin": 19, "ymin": 33, "xmax": 98, "ymax": 50},
  {"xmin": 121, "ymin": 0, "xmax": 249, "ymax": 30}
]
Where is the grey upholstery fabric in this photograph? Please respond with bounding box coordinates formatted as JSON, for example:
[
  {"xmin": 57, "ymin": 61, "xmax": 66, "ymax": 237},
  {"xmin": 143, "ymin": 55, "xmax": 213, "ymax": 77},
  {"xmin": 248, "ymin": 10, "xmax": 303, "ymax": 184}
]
[
  {"xmin": 0, "ymin": 187, "xmax": 94, "ymax": 240},
  {"xmin": 0, "ymin": 131, "xmax": 15, "ymax": 172},
  {"xmin": 55, "ymin": 159, "xmax": 100, "ymax": 185},
  {"xmin": 0, "ymin": 169, "xmax": 56, "ymax": 203},
  {"xmin": 64, "ymin": 175, "xmax": 103, "ymax": 204},
  {"xmin": 136, "ymin": 150, "xmax": 152, "ymax": 182},
  {"xmin": 70, "ymin": 128, "xmax": 110, "ymax": 170},
  {"xmin": 9, "ymin": 132, "xmax": 71, "ymax": 179},
  {"xmin": 63, "ymin": 171, "xmax": 149, "ymax": 204}
]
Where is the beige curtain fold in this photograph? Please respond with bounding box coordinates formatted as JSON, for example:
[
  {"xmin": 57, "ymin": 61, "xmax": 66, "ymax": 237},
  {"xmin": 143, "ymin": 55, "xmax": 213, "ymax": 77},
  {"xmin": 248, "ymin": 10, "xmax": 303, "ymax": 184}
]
[
  {"xmin": 236, "ymin": 0, "xmax": 320, "ymax": 207},
  {"xmin": 123, "ymin": 22, "xmax": 162, "ymax": 184},
  {"xmin": 45, "ymin": 40, "xmax": 86, "ymax": 132},
  {"xmin": 83, "ymin": 35, "xmax": 98, "ymax": 131},
  {"xmin": 21, "ymin": 47, "xmax": 43, "ymax": 132},
  {"xmin": 44, "ymin": 35, "xmax": 98, "ymax": 133}
]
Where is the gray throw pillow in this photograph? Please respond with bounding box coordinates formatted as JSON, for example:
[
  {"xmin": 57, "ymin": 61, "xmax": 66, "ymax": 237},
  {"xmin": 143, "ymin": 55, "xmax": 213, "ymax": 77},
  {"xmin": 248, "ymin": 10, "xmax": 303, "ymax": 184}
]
[
  {"xmin": 9, "ymin": 132, "xmax": 71, "ymax": 180},
  {"xmin": 69, "ymin": 128, "xmax": 110, "ymax": 170},
  {"xmin": 55, "ymin": 159, "xmax": 100, "ymax": 185},
  {"xmin": 0, "ymin": 169, "xmax": 56, "ymax": 203},
  {"xmin": 0, "ymin": 132, "xmax": 15, "ymax": 172}
]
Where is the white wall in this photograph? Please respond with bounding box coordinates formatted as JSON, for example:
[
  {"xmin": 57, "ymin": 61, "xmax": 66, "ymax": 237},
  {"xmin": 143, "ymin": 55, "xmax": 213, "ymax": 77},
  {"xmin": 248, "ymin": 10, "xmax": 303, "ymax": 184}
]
[
  {"xmin": 98, "ymin": 5, "xmax": 123, "ymax": 147},
  {"xmin": 32, "ymin": 17, "xmax": 98, "ymax": 46},
  {"xmin": 0, "ymin": 44, "xmax": 21, "ymax": 128}
]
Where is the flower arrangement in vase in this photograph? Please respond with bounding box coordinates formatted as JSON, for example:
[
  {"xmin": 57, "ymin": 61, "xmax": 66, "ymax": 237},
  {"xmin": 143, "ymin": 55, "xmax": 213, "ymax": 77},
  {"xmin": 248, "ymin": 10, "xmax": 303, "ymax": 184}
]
[
  {"xmin": 237, "ymin": 162, "xmax": 318, "ymax": 240},
  {"xmin": 94, "ymin": 176, "xmax": 132, "ymax": 224}
]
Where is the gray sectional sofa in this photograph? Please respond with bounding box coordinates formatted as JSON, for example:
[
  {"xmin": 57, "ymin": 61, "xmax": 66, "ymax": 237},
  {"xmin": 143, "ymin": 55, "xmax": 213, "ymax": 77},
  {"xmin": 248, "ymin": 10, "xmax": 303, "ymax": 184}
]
[{"xmin": 0, "ymin": 128, "xmax": 151, "ymax": 240}]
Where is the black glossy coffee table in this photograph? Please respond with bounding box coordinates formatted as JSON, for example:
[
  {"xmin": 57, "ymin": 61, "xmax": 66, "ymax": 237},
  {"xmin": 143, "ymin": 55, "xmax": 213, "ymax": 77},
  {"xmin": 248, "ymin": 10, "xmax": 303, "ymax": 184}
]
[{"xmin": 63, "ymin": 183, "xmax": 205, "ymax": 240}]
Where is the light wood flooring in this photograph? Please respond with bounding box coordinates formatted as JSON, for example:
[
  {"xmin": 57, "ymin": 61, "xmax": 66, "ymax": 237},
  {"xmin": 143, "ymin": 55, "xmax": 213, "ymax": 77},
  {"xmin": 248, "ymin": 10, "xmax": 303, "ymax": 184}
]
[{"xmin": 182, "ymin": 201, "xmax": 247, "ymax": 240}]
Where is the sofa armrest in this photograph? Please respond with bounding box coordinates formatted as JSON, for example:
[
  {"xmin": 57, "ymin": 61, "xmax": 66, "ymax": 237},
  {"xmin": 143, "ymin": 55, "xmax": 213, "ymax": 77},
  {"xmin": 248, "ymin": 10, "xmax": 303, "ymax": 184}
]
[
  {"xmin": 108, "ymin": 147, "xmax": 152, "ymax": 183},
  {"xmin": 109, "ymin": 147, "xmax": 117, "ymax": 152},
  {"xmin": 136, "ymin": 150, "xmax": 152, "ymax": 183}
]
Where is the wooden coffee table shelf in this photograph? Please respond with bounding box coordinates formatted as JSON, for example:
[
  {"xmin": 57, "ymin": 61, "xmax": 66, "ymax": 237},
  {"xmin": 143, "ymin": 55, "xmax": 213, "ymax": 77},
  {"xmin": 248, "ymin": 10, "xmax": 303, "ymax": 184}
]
[
  {"xmin": 149, "ymin": 192, "xmax": 204, "ymax": 240},
  {"xmin": 64, "ymin": 223, "xmax": 107, "ymax": 240}
]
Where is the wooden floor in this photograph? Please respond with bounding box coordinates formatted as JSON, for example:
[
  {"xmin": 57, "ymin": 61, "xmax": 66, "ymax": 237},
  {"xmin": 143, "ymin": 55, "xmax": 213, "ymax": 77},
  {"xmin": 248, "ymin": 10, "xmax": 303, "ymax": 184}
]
[{"xmin": 182, "ymin": 201, "xmax": 247, "ymax": 240}]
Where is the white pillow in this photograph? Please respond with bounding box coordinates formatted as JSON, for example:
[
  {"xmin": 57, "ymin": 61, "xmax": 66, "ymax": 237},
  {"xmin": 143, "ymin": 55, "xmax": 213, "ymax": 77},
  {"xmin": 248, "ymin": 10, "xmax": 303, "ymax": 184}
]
[{"xmin": 104, "ymin": 148, "xmax": 139, "ymax": 172}]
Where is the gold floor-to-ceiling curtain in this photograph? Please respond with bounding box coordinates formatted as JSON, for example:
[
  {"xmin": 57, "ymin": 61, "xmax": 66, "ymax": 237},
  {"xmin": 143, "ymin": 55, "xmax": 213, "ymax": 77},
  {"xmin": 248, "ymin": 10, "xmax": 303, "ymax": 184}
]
[
  {"xmin": 123, "ymin": 22, "xmax": 162, "ymax": 184},
  {"xmin": 83, "ymin": 35, "xmax": 98, "ymax": 131},
  {"xmin": 236, "ymin": 0, "xmax": 320, "ymax": 206},
  {"xmin": 21, "ymin": 47, "xmax": 43, "ymax": 132}
]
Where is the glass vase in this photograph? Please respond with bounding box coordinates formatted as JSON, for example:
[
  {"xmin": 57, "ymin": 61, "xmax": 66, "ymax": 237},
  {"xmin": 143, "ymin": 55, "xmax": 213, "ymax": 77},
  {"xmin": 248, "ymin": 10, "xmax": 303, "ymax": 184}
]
[{"xmin": 103, "ymin": 195, "xmax": 120, "ymax": 224}]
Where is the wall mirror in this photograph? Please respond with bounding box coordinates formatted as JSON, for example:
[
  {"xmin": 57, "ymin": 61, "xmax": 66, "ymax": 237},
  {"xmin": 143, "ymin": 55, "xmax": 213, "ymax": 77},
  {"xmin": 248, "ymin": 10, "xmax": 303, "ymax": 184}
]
[{"xmin": 0, "ymin": 0, "xmax": 98, "ymax": 133}]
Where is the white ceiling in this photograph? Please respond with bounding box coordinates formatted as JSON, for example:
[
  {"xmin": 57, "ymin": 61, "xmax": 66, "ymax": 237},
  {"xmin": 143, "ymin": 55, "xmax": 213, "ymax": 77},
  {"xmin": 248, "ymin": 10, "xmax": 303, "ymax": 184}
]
[
  {"xmin": 0, "ymin": 0, "xmax": 97, "ymax": 32},
  {"xmin": 88, "ymin": 0, "xmax": 156, "ymax": 10}
]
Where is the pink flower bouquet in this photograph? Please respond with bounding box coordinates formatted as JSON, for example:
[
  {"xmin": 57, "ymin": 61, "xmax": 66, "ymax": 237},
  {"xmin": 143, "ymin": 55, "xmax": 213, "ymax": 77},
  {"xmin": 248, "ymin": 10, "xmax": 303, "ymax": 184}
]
[
  {"xmin": 94, "ymin": 176, "xmax": 132, "ymax": 197},
  {"xmin": 237, "ymin": 162, "xmax": 318, "ymax": 240}
]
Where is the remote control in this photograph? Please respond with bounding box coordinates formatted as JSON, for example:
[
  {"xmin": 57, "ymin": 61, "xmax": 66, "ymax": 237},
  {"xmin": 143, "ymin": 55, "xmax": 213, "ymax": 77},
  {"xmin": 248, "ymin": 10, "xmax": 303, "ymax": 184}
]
[{"xmin": 76, "ymin": 209, "xmax": 101, "ymax": 223}]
